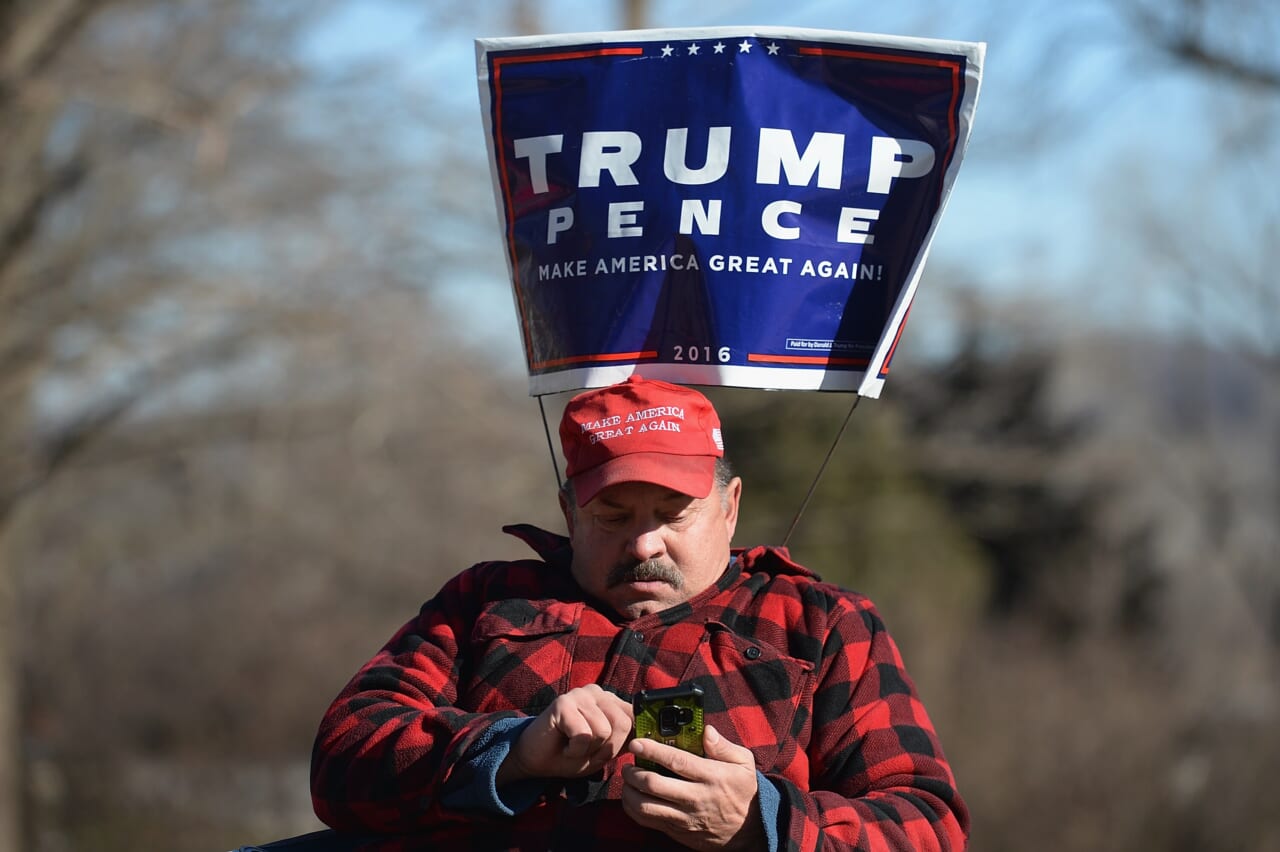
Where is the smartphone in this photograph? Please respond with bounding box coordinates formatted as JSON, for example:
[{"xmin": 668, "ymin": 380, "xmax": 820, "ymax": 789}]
[{"xmin": 632, "ymin": 683, "xmax": 705, "ymax": 773}]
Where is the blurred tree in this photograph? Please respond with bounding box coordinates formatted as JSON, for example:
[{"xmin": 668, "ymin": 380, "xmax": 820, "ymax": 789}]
[
  {"xmin": 2, "ymin": 5, "xmax": 114, "ymax": 846},
  {"xmin": 1091, "ymin": 0, "xmax": 1280, "ymax": 644},
  {"xmin": 0, "ymin": 1, "xmax": 530, "ymax": 847},
  {"xmin": 904, "ymin": 0, "xmax": 1280, "ymax": 634}
]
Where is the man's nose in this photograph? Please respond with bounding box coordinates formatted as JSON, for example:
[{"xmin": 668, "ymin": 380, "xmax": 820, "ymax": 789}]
[{"xmin": 627, "ymin": 525, "xmax": 666, "ymax": 562}]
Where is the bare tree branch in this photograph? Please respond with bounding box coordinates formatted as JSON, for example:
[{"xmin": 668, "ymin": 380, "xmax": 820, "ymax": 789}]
[
  {"xmin": 0, "ymin": 157, "xmax": 86, "ymax": 279},
  {"xmin": 1125, "ymin": 0, "xmax": 1280, "ymax": 92},
  {"xmin": 0, "ymin": 0, "xmax": 108, "ymax": 85}
]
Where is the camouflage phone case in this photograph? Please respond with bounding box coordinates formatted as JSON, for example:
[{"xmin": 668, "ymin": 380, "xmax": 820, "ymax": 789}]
[{"xmin": 633, "ymin": 684, "xmax": 705, "ymax": 773}]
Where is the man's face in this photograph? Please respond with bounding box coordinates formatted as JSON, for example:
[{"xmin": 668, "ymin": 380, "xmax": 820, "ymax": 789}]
[{"xmin": 562, "ymin": 477, "xmax": 742, "ymax": 621}]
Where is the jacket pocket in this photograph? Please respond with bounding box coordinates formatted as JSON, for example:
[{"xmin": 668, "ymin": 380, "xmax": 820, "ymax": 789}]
[
  {"xmin": 460, "ymin": 599, "xmax": 582, "ymax": 714},
  {"xmin": 678, "ymin": 620, "xmax": 815, "ymax": 774}
]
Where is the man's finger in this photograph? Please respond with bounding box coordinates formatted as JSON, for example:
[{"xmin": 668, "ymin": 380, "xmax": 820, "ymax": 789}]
[
  {"xmin": 563, "ymin": 691, "xmax": 631, "ymax": 758},
  {"xmin": 601, "ymin": 695, "xmax": 634, "ymax": 749},
  {"xmin": 620, "ymin": 780, "xmax": 690, "ymax": 828},
  {"xmin": 565, "ymin": 730, "xmax": 596, "ymax": 759},
  {"xmin": 701, "ymin": 724, "xmax": 755, "ymax": 767},
  {"xmin": 629, "ymin": 737, "xmax": 706, "ymax": 781}
]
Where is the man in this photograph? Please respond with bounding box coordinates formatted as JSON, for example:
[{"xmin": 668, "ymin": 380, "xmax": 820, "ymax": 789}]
[{"xmin": 310, "ymin": 376, "xmax": 968, "ymax": 851}]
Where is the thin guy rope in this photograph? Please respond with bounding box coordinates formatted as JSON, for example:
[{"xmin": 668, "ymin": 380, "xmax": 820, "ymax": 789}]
[
  {"xmin": 781, "ymin": 394, "xmax": 862, "ymax": 550},
  {"xmin": 537, "ymin": 394, "xmax": 563, "ymax": 491}
]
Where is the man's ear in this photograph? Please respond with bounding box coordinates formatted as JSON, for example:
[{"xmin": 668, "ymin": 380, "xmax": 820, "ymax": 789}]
[
  {"xmin": 722, "ymin": 476, "xmax": 742, "ymax": 540},
  {"xmin": 558, "ymin": 488, "xmax": 575, "ymax": 536}
]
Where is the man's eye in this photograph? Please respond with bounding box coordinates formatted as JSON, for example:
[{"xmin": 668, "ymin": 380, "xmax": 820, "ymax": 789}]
[{"xmin": 596, "ymin": 515, "xmax": 626, "ymax": 528}]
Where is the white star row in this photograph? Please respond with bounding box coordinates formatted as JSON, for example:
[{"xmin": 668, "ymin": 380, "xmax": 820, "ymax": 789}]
[{"xmin": 657, "ymin": 41, "xmax": 783, "ymax": 58}]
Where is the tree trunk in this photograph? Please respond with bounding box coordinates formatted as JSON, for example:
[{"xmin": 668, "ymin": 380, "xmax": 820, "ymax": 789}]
[{"xmin": 622, "ymin": 0, "xmax": 647, "ymax": 30}]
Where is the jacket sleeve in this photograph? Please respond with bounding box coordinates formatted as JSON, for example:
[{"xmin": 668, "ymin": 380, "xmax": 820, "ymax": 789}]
[
  {"xmin": 309, "ymin": 563, "xmax": 526, "ymax": 834},
  {"xmin": 772, "ymin": 598, "xmax": 969, "ymax": 852}
]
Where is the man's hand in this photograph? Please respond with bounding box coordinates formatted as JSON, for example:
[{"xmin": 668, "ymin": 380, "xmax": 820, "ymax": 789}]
[
  {"xmin": 497, "ymin": 684, "xmax": 634, "ymax": 785},
  {"xmin": 621, "ymin": 724, "xmax": 764, "ymax": 851}
]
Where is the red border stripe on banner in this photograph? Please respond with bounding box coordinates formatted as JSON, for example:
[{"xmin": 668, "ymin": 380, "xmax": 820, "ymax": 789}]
[
  {"xmin": 876, "ymin": 302, "xmax": 913, "ymax": 377},
  {"xmin": 747, "ymin": 353, "xmax": 871, "ymax": 367},
  {"xmin": 536, "ymin": 350, "xmax": 660, "ymax": 370}
]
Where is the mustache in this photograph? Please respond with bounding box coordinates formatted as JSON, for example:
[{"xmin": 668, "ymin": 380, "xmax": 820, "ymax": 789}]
[{"xmin": 606, "ymin": 558, "xmax": 685, "ymax": 590}]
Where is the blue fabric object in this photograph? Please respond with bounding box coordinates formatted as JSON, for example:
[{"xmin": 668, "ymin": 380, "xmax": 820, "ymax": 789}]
[
  {"xmin": 757, "ymin": 771, "xmax": 783, "ymax": 852},
  {"xmin": 441, "ymin": 715, "xmax": 546, "ymax": 815}
]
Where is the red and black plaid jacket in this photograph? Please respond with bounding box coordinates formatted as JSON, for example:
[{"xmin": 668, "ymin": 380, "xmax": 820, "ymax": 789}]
[{"xmin": 311, "ymin": 524, "xmax": 968, "ymax": 851}]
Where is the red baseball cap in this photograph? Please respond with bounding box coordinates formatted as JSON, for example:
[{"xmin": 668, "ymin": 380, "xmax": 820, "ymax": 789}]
[{"xmin": 559, "ymin": 375, "xmax": 725, "ymax": 507}]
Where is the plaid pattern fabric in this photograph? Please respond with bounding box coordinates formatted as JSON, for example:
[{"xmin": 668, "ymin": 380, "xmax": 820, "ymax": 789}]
[{"xmin": 311, "ymin": 525, "xmax": 968, "ymax": 851}]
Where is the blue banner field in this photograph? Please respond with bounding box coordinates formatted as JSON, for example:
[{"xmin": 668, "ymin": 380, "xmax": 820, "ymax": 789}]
[{"xmin": 477, "ymin": 27, "xmax": 984, "ymax": 397}]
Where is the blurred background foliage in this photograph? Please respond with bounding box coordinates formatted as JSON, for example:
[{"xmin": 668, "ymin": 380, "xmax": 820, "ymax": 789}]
[{"xmin": 1, "ymin": 0, "xmax": 1277, "ymax": 850}]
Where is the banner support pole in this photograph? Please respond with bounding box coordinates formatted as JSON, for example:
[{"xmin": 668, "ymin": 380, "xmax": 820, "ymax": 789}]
[
  {"xmin": 537, "ymin": 394, "xmax": 564, "ymax": 492},
  {"xmin": 781, "ymin": 393, "xmax": 862, "ymax": 550}
]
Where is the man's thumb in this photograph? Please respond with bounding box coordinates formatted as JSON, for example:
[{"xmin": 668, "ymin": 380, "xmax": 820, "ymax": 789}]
[{"xmin": 703, "ymin": 725, "xmax": 753, "ymax": 766}]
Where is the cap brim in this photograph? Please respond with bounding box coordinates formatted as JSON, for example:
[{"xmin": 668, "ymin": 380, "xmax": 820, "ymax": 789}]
[{"xmin": 572, "ymin": 452, "xmax": 716, "ymax": 507}]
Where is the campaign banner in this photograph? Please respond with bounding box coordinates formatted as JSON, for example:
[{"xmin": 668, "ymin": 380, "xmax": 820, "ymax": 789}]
[{"xmin": 476, "ymin": 27, "xmax": 984, "ymax": 397}]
